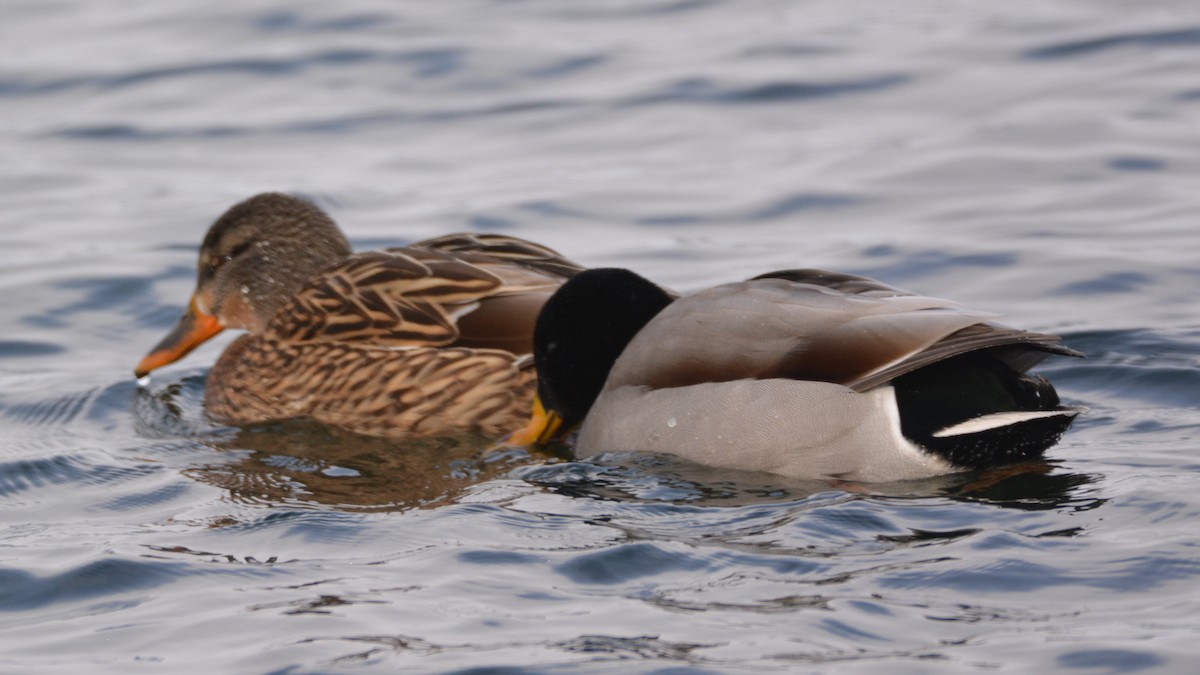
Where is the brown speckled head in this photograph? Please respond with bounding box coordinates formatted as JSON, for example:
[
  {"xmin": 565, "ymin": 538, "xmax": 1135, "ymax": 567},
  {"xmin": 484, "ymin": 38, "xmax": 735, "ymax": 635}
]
[
  {"xmin": 195, "ymin": 192, "xmax": 353, "ymax": 332},
  {"xmin": 135, "ymin": 192, "xmax": 353, "ymax": 377}
]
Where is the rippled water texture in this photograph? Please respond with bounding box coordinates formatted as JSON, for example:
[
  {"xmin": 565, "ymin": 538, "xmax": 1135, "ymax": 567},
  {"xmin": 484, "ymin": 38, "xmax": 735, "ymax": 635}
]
[{"xmin": 3, "ymin": 1, "xmax": 1200, "ymax": 672}]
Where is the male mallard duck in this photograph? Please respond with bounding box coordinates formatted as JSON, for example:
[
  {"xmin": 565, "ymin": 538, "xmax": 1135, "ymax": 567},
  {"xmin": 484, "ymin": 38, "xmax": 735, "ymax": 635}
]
[
  {"xmin": 135, "ymin": 192, "xmax": 582, "ymax": 438},
  {"xmin": 508, "ymin": 267, "xmax": 1082, "ymax": 481}
]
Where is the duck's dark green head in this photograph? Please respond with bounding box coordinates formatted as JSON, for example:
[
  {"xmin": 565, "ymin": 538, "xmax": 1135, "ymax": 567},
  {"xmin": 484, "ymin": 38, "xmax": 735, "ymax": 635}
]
[{"xmin": 507, "ymin": 268, "xmax": 673, "ymax": 445}]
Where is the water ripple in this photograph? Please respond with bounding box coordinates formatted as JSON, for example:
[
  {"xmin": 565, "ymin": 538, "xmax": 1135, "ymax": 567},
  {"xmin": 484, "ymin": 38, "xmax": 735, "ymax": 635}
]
[
  {"xmin": 1052, "ymin": 271, "xmax": 1154, "ymax": 296},
  {"xmin": 556, "ymin": 541, "xmax": 713, "ymax": 585},
  {"xmin": 130, "ymin": 373, "xmax": 219, "ymax": 438},
  {"xmin": 0, "ymin": 48, "xmax": 464, "ymax": 97},
  {"xmin": 252, "ymin": 10, "xmax": 392, "ymax": 33},
  {"xmin": 1048, "ymin": 329, "xmax": 1200, "ymax": 407},
  {"xmin": 28, "ymin": 275, "xmax": 159, "ymax": 329},
  {"xmin": 1024, "ymin": 26, "xmax": 1200, "ymax": 60},
  {"xmin": 624, "ymin": 74, "xmax": 909, "ymax": 106},
  {"xmin": 0, "ymin": 389, "xmax": 90, "ymax": 427},
  {"xmin": 523, "ymin": 54, "xmax": 607, "ymax": 79},
  {"xmin": 557, "ymin": 634, "xmax": 708, "ymax": 661},
  {"xmin": 47, "ymin": 100, "xmax": 576, "ymax": 141},
  {"xmin": 0, "ymin": 340, "xmax": 64, "ymax": 358},
  {"xmin": 852, "ymin": 249, "xmax": 1019, "ymax": 285},
  {"xmin": 1056, "ymin": 648, "xmax": 1166, "ymax": 672},
  {"xmin": 0, "ymin": 453, "xmax": 160, "ymax": 498},
  {"xmin": 0, "ymin": 558, "xmax": 272, "ymax": 612},
  {"xmin": 636, "ymin": 191, "xmax": 860, "ymax": 227}
]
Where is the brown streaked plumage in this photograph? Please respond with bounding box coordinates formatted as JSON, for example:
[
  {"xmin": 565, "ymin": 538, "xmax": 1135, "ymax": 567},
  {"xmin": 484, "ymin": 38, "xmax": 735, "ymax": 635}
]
[{"xmin": 136, "ymin": 192, "xmax": 582, "ymax": 438}]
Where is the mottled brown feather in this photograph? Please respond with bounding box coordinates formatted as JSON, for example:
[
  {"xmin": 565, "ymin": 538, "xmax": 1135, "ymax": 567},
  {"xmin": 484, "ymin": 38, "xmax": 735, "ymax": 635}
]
[
  {"xmin": 411, "ymin": 232, "xmax": 585, "ymax": 279},
  {"xmin": 265, "ymin": 243, "xmax": 577, "ymax": 350},
  {"xmin": 209, "ymin": 233, "xmax": 581, "ymax": 437},
  {"xmin": 207, "ymin": 337, "xmax": 537, "ymax": 437}
]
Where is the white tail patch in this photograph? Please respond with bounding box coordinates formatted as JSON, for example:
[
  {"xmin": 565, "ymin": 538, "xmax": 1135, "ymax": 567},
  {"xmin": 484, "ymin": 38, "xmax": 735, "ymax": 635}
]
[{"xmin": 932, "ymin": 409, "xmax": 1082, "ymax": 438}]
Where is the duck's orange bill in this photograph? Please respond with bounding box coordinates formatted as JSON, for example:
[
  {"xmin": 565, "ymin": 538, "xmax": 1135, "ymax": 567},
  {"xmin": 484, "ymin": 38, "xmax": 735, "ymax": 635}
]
[
  {"xmin": 503, "ymin": 395, "xmax": 566, "ymax": 447},
  {"xmin": 134, "ymin": 297, "xmax": 224, "ymax": 378}
]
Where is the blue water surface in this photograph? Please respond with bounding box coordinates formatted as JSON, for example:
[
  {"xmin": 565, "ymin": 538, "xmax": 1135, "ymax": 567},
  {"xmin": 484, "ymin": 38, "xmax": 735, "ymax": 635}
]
[{"xmin": 2, "ymin": 1, "xmax": 1200, "ymax": 672}]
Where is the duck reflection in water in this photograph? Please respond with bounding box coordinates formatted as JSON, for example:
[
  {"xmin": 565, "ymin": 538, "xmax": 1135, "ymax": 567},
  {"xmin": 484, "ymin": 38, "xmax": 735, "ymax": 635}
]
[
  {"xmin": 186, "ymin": 419, "xmax": 569, "ymax": 512},
  {"xmin": 134, "ymin": 374, "xmax": 1099, "ymax": 513}
]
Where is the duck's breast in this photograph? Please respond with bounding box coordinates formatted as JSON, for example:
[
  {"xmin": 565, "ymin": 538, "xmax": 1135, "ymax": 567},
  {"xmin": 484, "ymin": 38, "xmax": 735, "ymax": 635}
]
[{"xmin": 576, "ymin": 379, "xmax": 954, "ymax": 482}]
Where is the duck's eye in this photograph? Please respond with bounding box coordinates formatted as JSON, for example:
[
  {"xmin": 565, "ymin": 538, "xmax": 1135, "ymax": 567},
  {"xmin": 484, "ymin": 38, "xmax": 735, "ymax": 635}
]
[
  {"xmin": 201, "ymin": 240, "xmax": 254, "ymax": 280},
  {"xmin": 200, "ymin": 259, "xmax": 216, "ymax": 279},
  {"xmin": 201, "ymin": 253, "xmax": 233, "ymax": 280},
  {"xmin": 227, "ymin": 241, "xmax": 253, "ymax": 260}
]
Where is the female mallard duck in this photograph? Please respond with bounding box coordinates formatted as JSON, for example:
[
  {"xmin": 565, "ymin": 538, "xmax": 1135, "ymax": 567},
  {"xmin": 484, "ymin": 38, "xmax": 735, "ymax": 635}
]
[
  {"xmin": 508, "ymin": 267, "xmax": 1083, "ymax": 481},
  {"xmin": 135, "ymin": 192, "xmax": 583, "ymax": 438}
]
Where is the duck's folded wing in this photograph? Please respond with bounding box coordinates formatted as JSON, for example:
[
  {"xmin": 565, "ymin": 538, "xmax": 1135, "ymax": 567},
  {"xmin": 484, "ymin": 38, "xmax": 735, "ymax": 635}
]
[
  {"xmin": 751, "ymin": 269, "xmax": 1080, "ymax": 388},
  {"xmin": 612, "ymin": 270, "xmax": 1078, "ymax": 392},
  {"xmin": 264, "ymin": 249, "xmax": 557, "ymax": 352},
  {"xmin": 408, "ymin": 233, "xmax": 584, "ymax": 279},
  {"xmin": 845, "ymin": 321, "xmax": 1081, "ymax": 391}
]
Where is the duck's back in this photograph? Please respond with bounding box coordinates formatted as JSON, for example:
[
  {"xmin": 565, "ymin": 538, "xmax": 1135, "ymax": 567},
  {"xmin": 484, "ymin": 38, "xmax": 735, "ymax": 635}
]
[{"xmin": 611, "ymin": 272, "xmax": 1001, "ymax": 389}]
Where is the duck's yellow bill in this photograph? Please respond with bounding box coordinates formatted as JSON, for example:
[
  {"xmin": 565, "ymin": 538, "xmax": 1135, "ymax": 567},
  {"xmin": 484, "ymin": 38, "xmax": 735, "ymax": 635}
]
[
  {"xmin": 503, "ymin": 395, "xmax": 566, "ymax": 446},
  {"xmin": 135, "ymin": 297, "xmax": 224, "ymax": 378}
]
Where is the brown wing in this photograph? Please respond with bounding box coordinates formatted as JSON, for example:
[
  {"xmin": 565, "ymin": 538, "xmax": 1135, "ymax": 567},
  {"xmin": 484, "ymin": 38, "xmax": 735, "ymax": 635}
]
[
  {"xmin": 264, "ymin": 246, "xmax": 565, "ymax": 354},
  {"xmin": 406, "ymin": 232, "xmax": 585, "ymax": 279}
]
